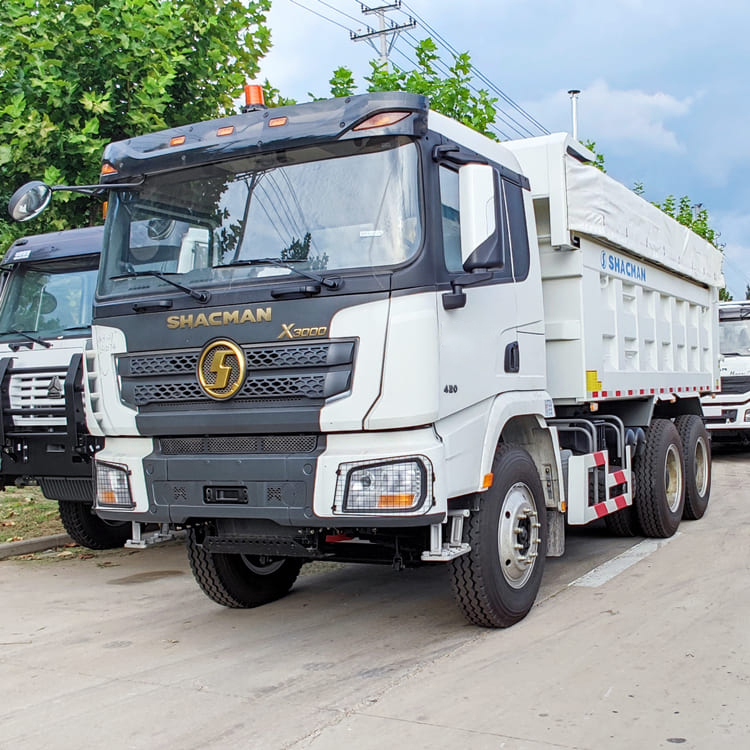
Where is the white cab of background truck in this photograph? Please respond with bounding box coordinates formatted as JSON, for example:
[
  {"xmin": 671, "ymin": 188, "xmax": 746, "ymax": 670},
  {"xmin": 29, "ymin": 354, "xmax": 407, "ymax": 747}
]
[
  {"xmin": 702, "ymin": 300, "xmax": 750, "ymax": 443},
  {"xmin": 9, "ymin": 91, "xmax": 722, "ymax": 626}
]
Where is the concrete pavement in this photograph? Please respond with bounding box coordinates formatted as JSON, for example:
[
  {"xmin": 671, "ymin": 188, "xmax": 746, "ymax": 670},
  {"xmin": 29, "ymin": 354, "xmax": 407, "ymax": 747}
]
[{"xmin": 0, "ymin": 452, "xmax": 747, "ymax": 749}]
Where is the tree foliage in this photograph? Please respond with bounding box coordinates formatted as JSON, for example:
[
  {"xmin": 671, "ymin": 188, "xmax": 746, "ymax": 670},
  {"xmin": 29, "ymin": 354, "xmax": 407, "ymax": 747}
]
[
  {"xmin": 316, "ymin": 38, "xmax": 499, "ymax": 139},
  {"xmin": 0, "ymin": 0, "xmax": 271, "ymax": 252},
  {"xmin": 650, "ymin": 195, "xmax": 729, "ymax": 300}
]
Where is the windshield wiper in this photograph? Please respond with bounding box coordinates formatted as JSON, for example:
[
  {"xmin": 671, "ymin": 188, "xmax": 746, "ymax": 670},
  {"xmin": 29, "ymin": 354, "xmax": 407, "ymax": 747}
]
[
  {"xmin": 111, "ymin": 270, "xmax": 210, "ymax": 303},
  {"xmin": 216, "ymin": 258, "xmax": 341, "ymax": 290},
  {"xmin": 5, "ymin": 329, "xmax": 53, "ymax": 349}
]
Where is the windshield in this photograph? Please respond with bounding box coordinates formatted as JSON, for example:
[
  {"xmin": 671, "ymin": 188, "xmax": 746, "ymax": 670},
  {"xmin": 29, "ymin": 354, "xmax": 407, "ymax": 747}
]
[
  {"xmin": 0, "ymin": 256, "xmax": 99, "ymax": 341},
  {"xmin": 99, "ymin": 136, "xmax": 421, "ymax": 298},
  {"xmin": 719, "ymin": 317, "xmax": 750, "ymax": 356}
]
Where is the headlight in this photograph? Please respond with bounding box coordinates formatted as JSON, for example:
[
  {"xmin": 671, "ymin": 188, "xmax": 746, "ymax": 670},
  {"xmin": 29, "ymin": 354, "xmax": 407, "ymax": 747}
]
[
  {"xmin": 95, "ymin": 461, "xmax": 135, "ymax": 508},
  {"xmin": 335, "ymin": 457, "xmax": 431, "ymax": 513}
]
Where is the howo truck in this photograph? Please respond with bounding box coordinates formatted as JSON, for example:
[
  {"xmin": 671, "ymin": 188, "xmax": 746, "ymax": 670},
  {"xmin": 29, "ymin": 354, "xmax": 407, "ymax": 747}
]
[
  {"xmin": 0, "ymin": 227, "xmax": 129, "ymax": 548},
  {"xmin": 702, "ymin": 300, "xmax": 750, "ymax": 443},
  {"xmin": 8, "ymin": 91, "xmax": 722, "ymax": 626}
]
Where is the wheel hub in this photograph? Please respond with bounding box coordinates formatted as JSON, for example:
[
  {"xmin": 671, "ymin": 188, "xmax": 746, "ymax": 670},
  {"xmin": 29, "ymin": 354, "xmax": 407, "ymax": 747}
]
[{"xmin": 498, "ymin": 482, "xmax": 542, "ymax": 589}]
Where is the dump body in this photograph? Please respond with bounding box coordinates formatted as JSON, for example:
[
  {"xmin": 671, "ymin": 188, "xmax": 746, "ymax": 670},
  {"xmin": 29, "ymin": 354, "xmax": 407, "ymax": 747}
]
[{"xmin": 505, "ymin": 134, "xmax": 720, "ymax": 407}]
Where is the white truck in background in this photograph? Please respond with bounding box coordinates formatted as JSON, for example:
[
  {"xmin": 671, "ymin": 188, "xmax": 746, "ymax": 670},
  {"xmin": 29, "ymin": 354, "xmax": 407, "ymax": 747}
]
[
  {"xmin": 702, "ymin": 300, "xmax": 750, "ymax": 443},
  {"xmin": 9, "ymin": 92, "xmax": 722, "ymax": 626},
  {"xmin": 0, "ymin": 228, "xmax": 129, "ymax": 548}
]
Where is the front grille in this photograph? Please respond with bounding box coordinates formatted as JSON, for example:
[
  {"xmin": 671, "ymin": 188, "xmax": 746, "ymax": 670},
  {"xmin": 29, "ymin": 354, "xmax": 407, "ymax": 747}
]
[
  {"xmin": 720, "ymin": 376, "xmax": 750, "ymax": 395},
  {"xmin": 8, "ymin": 369, "xmax": 68, "ymax": 427},
  {"xmin": 118, "ymin": 340, "xmax": 355, "ymax": 410},
  {"xmin": 132, "ymin": 374, "xmax": 327, "ymax": 406},
  {"xmin": 159, "ymin": 434, "xmax": 319, "ymax": 455}
]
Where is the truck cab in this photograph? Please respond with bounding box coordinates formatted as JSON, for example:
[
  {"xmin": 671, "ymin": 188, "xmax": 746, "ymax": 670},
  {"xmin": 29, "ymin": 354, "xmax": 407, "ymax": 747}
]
[
  {"xmin": 702, "ymin": 300, "xmax": 750, "ymax": 442},
  {"xmin": 0, "ymin": 227, "xmax": 129, "ymax": 548}
]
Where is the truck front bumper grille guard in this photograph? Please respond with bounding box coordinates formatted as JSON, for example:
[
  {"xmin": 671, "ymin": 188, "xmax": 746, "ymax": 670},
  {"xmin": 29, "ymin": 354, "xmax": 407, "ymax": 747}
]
[{"xmin": 118, "ymin": 340, "xmax": 355, "ymax": 409}]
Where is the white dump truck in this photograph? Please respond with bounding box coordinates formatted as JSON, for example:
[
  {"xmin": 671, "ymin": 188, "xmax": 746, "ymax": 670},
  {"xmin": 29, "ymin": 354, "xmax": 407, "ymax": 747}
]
[
  {"xmin": 0, "ymin": 227, "xmax": 129, "ymax": 548},
  {"xmin": 702, "ymin": 300, "xmax": 750, "ymax": 443},
  {"xmin": 9, "ymin": 91, "xmax": 722, "ymax": 626}
]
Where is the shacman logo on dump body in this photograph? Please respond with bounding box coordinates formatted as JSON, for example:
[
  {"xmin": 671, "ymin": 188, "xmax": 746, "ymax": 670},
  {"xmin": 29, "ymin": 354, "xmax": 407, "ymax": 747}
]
[{"xmin": 197, "ymin": 340, "xmax": 246, "ymax": 400}]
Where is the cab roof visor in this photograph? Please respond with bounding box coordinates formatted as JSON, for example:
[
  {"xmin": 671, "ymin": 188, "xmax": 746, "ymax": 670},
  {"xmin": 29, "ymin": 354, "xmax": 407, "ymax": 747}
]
[{"xmin": 99, "ymin": 92, "xmax": 429, "ymax": 181}]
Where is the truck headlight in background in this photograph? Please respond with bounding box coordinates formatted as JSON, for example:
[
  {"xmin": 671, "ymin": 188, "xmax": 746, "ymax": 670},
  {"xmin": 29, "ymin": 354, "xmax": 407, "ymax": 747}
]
[
  {"xmin": 335, "ymin": 457, "xmax": 432, "ymax": 513},
  {"xmin": 95, "ymin": 461, "xmax": 135, "ymax": 508}
]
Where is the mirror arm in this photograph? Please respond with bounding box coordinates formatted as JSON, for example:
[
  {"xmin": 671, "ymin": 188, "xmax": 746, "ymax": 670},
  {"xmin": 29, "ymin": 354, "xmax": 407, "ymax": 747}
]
[{"xmin": 442, "ymin": 271, "xmax": 493, "ymax": 311}]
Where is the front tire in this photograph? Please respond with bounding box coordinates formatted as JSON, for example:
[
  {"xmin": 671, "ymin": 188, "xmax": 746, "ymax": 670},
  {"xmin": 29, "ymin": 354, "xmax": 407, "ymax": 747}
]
[
  {"xmin": 186, "ymin": 528, "xmax": 302, "ymax": 608},
  {"xmin": 674, "ymin": 414, "xmax": 711, "ymax": 520},
  {"xmin": 58, "ymin": 500, "xmax": 131, "ymax": 550},
  {"xmin": 634, "ymin": 419, "xmax": 685, "ymax": 538},
  {"xmin": 450, "ymin": 445, "xmax": 547, "ymax": 628}
]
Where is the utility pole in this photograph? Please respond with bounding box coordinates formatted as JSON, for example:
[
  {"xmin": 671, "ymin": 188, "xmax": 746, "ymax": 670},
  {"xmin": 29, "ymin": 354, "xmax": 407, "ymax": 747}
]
[
  {"xmin": 567, "ymin": 89, "xmax": 581, "ymax": 141},
  {"xmin": 351, "ymin": 2, "xmax": 416, "ymax": 71}
]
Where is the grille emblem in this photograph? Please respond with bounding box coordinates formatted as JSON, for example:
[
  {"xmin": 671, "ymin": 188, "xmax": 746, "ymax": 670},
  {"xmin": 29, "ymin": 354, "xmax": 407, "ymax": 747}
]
[
  {"xmin": 197, "ymin": 340, "xmax": 246, "ymax": 400},
  {"xmin": 46, "ymin": 375, "xmax": 64, "ymax": 400}
]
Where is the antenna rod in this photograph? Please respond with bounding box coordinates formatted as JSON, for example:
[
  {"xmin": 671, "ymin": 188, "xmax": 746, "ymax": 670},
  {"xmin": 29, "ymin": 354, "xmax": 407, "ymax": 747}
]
[{"xmin": 568, "ymin": 89, "xmax": 581, "ymax": 141}]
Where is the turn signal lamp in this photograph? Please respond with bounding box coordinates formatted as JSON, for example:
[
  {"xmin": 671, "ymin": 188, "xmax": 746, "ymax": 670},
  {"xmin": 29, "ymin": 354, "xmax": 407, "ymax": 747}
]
[
  {"xmin": 377, "ymin": 494, "xmax": 416, "ymax": 509},
  {"xmin": 482, "ymin": 473, "xmax": 494, "ymax": 489},
  {"xmin": 353, "ymin": 111, "xmax": 410, "ymax": 131},
  {"xmin": 100, "ymin": 163, "xmax": 118, "ymax": 176}
]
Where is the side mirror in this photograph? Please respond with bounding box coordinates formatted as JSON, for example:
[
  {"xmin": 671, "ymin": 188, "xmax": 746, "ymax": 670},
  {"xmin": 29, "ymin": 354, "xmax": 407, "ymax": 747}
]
[
  {"xmin": 8, "ymin": 181, "xmax": 53, "ymax": 222},
  {"xmin": 458, "ymin": 164, "xmax": 507, "ymax": 271}
]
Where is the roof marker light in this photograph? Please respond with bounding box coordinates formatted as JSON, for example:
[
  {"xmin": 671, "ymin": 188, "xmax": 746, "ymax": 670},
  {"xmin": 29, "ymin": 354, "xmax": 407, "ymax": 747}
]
[
  {"xmin": 217, "ymin": 126, "xmax": 234, "ymax": 137},
  {"xmin": 170, "ymin": 135, "xmax": 186, "ymax": 147},
  {"xmin": 353, "ymin": 111, "xmax": 410, "ymax": 131},
  {"xmin": 101, "ymin": 163, "xmax": 118, "ymax": 175},
  {"xmin": 268, "ymin": 116, "xmax": 288, "ymax": 128}
]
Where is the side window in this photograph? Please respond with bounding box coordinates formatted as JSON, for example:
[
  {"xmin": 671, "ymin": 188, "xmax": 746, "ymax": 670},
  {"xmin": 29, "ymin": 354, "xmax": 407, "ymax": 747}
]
[
  {"xmin": 439, "ymin": 166, "xmax": 462, "ymax": 273},
  {"xmin": 503, "ymin": 179, "xmax": 530, "ymax": 281}
]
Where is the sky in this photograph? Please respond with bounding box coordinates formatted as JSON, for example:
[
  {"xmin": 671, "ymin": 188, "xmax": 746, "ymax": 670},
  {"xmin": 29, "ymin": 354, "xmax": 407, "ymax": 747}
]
[{"xmin": 258, "ymin": 0, "xmax": 750, "ymax": 299}]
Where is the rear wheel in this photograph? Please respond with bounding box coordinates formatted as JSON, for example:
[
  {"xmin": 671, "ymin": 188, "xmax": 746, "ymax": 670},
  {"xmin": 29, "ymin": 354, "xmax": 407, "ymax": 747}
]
[
  {"xmin": 634, "ymin": 419, "xmax": 685, "ymax": 538},
  {"xmin": 674, "ymin": 414, "xmax": 711, "ymax": 520},
  {"xmin": 186, "ymin": 528, "xmax": 302, "ymax": 608},
  {"xmin": 450, "ymin": 445, "xmax": 547, "ymax": 628},
  {"xmin": 58, "ymin": 500, "xmax": 131, "ymax": 550}
]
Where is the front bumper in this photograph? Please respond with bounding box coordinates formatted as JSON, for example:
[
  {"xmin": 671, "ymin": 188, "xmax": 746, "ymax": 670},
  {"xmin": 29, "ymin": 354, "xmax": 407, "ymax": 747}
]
[
  {"xmin": 702, "ymin": 395, "xmax": 750, "ymax": 433},
  {"xmin": 95, "ymin": 429, "xmax": 448, "ymax": 527}
]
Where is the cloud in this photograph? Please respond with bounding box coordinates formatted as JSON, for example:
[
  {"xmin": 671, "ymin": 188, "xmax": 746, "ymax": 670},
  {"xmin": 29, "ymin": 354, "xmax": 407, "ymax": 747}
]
[{"xmin": 525, "ymin": 80, "xmax": 694, "ymax": 152}]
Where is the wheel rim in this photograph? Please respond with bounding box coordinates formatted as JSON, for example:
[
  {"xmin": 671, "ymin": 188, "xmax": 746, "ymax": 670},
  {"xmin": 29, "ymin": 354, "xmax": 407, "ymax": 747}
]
[
  {"xmin": 239, "ymin": 555, "xmax": 285, "ymax": 575},
  {"xmin": 664, "ymin": 444, "xmax": 683, "ymax": 512},
  {"xmin": 694, "ymin": 436, "xmax": 709, "ymax": 496},
  {"xmin": 497, "ymin": 482, "xmax": 542, "ymax": 589}
]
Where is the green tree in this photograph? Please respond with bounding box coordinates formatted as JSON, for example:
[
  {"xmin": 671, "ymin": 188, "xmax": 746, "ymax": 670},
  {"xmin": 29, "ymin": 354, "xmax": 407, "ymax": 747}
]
[
  {"xmin": 0, "ymin": 0, "xmax": 271, "ymax": 252},
  {"xmin": 317, "ymin": 38, "xmax": 498, "ymax": 139}
]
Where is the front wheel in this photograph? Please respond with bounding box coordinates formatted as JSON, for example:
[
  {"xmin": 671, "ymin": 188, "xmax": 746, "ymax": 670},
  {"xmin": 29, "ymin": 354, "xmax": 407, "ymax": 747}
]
[
  {"xmin": 58, "ymin": 500, "xmax": 131, "ymax": 550},
  {"xmin": 450, "ymin": 445, "xmax": 547, "ymax": 628},
  {"xmin": 186, "ymin": 528, "xmax": 302, "ymax": 608}
]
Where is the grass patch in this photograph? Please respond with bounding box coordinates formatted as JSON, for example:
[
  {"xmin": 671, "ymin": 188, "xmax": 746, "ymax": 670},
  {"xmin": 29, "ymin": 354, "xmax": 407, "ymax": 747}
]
[{"xmin": 0, "ymin": 485, "xmax": 65, "ymax": 542}]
